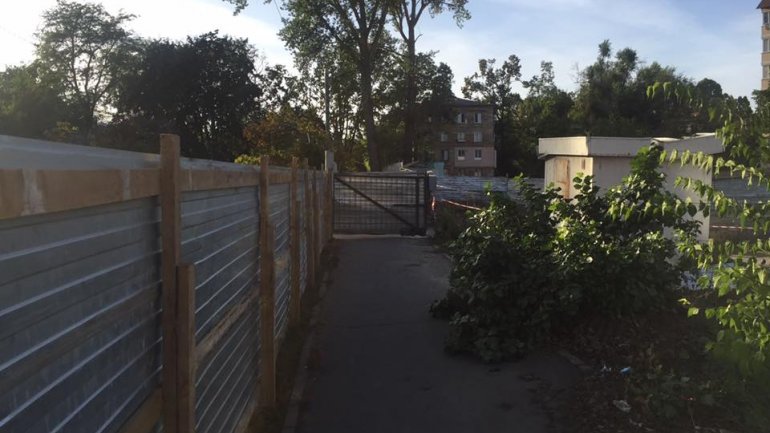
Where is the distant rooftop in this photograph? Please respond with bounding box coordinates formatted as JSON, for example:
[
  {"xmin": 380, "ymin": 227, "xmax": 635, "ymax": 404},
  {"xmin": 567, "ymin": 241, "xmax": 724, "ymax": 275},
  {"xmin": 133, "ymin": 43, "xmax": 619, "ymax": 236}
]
[
  {"xmin": 451, "ymin": 97, "xmax": 491, "ymax": 107},
  {"xmin": 758, "ymin": 0, "xmax": 770, "ymax": 9},
  {"xmin": 538, "ymin": 133, "xmax": 724, "ymax": 159}
]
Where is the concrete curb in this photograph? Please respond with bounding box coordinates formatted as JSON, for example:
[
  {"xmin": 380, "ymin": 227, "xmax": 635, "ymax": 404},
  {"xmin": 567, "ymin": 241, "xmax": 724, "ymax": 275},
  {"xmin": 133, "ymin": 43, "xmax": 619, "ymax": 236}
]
[{"xmin": 281, "ymin": 269, "xmax": 330, "ymax": 433}]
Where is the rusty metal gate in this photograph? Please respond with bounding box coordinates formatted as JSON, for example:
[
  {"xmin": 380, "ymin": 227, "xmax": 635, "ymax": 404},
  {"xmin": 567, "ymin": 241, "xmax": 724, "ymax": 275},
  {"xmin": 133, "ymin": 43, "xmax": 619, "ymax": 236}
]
[{"xmin": 334, "ymin": 173, "xmax": 430, "ymax": 235}]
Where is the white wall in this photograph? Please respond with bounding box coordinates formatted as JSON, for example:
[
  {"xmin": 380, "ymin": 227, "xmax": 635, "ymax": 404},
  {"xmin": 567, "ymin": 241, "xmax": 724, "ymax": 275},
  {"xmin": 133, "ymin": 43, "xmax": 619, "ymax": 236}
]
[{"xmin": 545, "ymin": 154, "xmax": 711, "ymax": 242}]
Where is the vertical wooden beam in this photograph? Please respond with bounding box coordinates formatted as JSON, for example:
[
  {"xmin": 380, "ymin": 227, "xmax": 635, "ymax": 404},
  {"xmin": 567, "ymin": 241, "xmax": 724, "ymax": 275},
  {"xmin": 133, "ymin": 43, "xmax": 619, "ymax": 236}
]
[
  {"xmin": 326, "ymin": 169, "xmax": 334, "ymax": 243},
  {"xmin": 304, "ymin": 159, "xmax": 315, "ymax": 291},
  {"xmin": 289, "ymin": 157, "xmax": 301, "ymax": 326},
  {"xmin": 258, "ymin": 156, "xmax": 276, "ymax": 407},
  {"xmin": 176, "ymin": 263, "xmax": 196, "ymax": 433},
  {"xmin": 160, "ymin": 134, "xmax": 181, "ymax": 433},
  {"xmin": 311, "ymin": 169, "xmax": 319, "ymax": 286}
]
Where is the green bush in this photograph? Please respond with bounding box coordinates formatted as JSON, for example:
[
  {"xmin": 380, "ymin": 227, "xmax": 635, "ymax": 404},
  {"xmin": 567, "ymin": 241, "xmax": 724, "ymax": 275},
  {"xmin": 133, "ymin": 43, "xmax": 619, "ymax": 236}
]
[
  {"xmin": 432, "ymin": 203, "xmax": 472, "ymax": 245},
  {"xmin": 432, "ymin": 145, "xmax": 700, "ymax": 361}
]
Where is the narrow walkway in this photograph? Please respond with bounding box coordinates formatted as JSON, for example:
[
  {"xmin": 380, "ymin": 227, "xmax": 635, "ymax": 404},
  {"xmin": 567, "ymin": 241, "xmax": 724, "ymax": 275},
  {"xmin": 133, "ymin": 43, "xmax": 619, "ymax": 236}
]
[{"xmin": 298, "ymin": 237, "xmax": 578, "ymax": 433}]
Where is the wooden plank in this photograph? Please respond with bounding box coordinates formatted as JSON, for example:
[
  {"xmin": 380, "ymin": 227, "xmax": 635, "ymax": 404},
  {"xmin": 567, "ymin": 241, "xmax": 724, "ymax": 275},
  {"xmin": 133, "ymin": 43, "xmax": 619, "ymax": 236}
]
[
  {"xmin": 160, "ymin": 133, "xmax": 182, "ymax": 433},
  {"xmin": 304, "ymin": 160, "xmax": 315, "ymax": 291},
  {"xmin": 311, "ymin": 170, "xmax": 320, "ymax": 280},
  {"xmin": 176, "ymin": 264, "xmax": 196, "ymax": 433},
  {"xmin": 196, "ymin": 293, "xmax": 257, "ymax": 363},
  {"xmin": 258, "ymin": 156, "xmax": 276, "ymax": 407},
  {"xmin": 326, "ymin": 170, "xmax": 334, "ymax": 243},
  {"xmin": 117, "ymin": 387, "xmax": 163, "ymax": 433},
  {"xmin": 0, "ymin": 168, "xmax": 160, "ymax": 220},
  {"xmin": 289, "ymin": 157, "xmax": 301, "ymax": 326},
  {"xmin": 181, "ymin": 169, "xmax": 259, "ymax": 191},
  {"xmin": 233, "ymin": 399, "xmax": 258, "ymax": 433},
  {"xmin": 0, "ymin": 169, "xmax": 24, "ymax": 218}
]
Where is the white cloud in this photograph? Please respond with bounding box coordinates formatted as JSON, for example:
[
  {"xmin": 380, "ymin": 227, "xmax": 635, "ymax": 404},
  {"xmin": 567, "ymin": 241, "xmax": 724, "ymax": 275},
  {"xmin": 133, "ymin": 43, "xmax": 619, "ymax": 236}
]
[{"xmin": 0, "ymin": 0, "xmax": 289, "ymax": 68}]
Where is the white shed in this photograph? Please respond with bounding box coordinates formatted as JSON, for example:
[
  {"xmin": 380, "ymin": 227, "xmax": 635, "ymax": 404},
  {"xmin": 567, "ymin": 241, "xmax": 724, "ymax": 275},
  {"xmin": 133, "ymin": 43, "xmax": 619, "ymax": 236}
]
[{"xmin": 538, "ymin": 134, "xmax": 724, "ymax": 241}]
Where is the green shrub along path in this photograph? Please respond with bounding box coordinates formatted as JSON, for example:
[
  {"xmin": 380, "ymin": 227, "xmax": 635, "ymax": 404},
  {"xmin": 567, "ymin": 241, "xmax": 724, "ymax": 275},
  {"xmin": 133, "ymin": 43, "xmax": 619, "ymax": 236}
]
[
  {"xmin": 432, "ymin": 145, "xmax": 699, "ymax": 362},
  {"xmin": 432, "ymin": 143, "xmax": 770, "ymax": 431}
]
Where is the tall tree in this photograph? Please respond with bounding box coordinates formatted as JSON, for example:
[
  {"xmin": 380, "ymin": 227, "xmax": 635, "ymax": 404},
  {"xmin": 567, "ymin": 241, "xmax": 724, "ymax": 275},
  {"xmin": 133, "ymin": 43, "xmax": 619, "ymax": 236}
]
[
  {"xmin": 0, "ymin": 64, "xmax": 72, "ymax": 140},
  {"xmin": 116, "ymin": 33, "xmax": 261, "ymax": 160},
  {"xmin": 514, "ymin": 61, "xmax": 574, "ymax": 176},
  {"xmin": 35, "ymin": 0, "xmax": 137, "ymax": 142},
  {"xmin": 570, "ymin": 40, "xmax": 639, "ymax": 135},
  {"xmin": 390, "ymin": 0, "xmax": 469, "ymax": 162},
  {"xmin": 224, "ymin": 0, "xmax": 393, "ymax": 170}
]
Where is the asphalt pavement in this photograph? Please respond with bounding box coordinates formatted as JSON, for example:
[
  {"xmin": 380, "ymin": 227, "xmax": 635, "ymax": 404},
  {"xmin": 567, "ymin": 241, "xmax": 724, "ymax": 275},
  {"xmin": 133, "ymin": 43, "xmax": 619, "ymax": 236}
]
[{"xmin": 297, "ymin": 236, "xmax": 578, "ymax": 433}]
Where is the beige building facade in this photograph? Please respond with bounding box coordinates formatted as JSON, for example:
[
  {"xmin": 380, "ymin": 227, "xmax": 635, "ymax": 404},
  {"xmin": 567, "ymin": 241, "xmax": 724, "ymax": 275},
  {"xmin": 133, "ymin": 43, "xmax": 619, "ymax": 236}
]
[
  {"xmin": 538, "ymin": 134, "xmax": 724, "ymax": 242},
  {"xmin": 760, "ymin": 1, "xmax": 770, "ymax": 90},
  {"xmin": 430, "ymin": 98, "xmax": 496, "ymax": 176}
]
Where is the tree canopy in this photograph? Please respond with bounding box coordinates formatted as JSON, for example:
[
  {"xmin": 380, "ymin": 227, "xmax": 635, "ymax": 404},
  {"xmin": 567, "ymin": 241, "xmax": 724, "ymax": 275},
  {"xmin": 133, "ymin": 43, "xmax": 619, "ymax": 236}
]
[
  {"xmin": 35, "ymin": 0, "xmax": 137, "ymax": 141},
  {"xmin": 0, "ymin": 1, "xmax": 749, "ymax": 174}
]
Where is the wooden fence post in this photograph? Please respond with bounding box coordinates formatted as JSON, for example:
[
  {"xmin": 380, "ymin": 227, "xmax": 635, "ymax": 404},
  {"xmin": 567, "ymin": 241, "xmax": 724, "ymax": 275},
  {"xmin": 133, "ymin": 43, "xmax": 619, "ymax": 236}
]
[
  {"xmin": 176, "ymin": 263, "xmax": 196, "ymax": 433},
  {"xmin": 289, "ymin": 157, "xmax": 301, "ymax": 326},
  {"xmin": 311, "ymin": 169, "xmax": 320, "ymax": 285},
  {"xmin": 258, "ymin": 156, "xmax": 276, "ymax": 407},
  {"xmin": 304, "ymin": 159, "xmax": 315, "ymax": 291},
  {"xmin": 160, "ymin": 134, "xmax": 181, "ymax": 433},
  {"xmin": 326, "ymin": 170, "xmax": 333, "ymax": 243}
]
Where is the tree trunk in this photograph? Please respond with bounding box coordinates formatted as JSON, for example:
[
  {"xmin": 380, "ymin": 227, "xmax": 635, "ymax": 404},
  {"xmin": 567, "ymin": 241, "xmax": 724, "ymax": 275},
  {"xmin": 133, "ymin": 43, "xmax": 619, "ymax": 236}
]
[
  {"xmin": 402, "ymin": 23, "xmax": 417, "ymax": 164},
  {"xmin": 359, "ymin": 47, "xmax": 380, "ymax": 171}
]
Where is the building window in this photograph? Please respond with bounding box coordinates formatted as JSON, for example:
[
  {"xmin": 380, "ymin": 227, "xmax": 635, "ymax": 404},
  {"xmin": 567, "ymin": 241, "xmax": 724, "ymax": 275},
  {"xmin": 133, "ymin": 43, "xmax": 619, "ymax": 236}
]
[
  {"xmin": 427, "ymin": 116, "xmax": 432, "ymax": 123},
  {"xmin": 474, "ymin": 149, "xmax": 482, "ymax": 160},
  {"xmin": 765, "ymin": 65, "xmax": 770, "ymax": 79},
  {"xmin": 441, "ymin": 149, "xmax": 449, "ymax": 161},
  {"xmin": 455, "ymin": 112, "xmax": 467, "ymax": 124},
  {"xmin": 440, "ymin": 132, "xmax": 448, "ymax": 142},
  {"xmin": 457, "ymin": 132, "xmax": 466, "ymax": 142},
  {"xmin": 474, "ymin": 112, "xmax": 482, "ymax": 123},
  {"xmin": 457, "ymin": 149, "xmax": 466, "ymax": 160},
  {"xmin": 473, "ymin": 131, "xmax": 482, "ymax": 142},
  {"xmin": 764, "ymin": 11, "xmax": 770, "ymax": 26},
  {"xmin": 764, "ymin": 38, "xmax": 770, "ymax": 53}
]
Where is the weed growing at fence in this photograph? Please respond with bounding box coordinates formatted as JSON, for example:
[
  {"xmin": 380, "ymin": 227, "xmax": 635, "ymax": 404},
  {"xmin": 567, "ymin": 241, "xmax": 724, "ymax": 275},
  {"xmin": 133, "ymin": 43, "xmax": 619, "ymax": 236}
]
[{"xmin": 431, "ymin": 145, "xmax": 699, "ymax": 361}]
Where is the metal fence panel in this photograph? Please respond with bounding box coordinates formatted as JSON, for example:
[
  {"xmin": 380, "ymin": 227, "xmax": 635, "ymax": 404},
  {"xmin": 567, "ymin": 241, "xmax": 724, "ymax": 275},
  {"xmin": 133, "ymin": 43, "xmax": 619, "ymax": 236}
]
[
  {"xmin": 180, "ymin": 186, "xmax": 259, "ymax": 433},
  {"xmin": 299, "ymin": 185, "xmax": 308, "ymax": 295},
  {"xmin": 0, "ymin": 198, "xmax": 162, "ymax": 433},
  {"xmin": 334, "ymin": 173, "xmax": 428, "ymax": 235},
  {"xmin": 269, "ymin": 183, "xmax": 291, "ymax": 341}
]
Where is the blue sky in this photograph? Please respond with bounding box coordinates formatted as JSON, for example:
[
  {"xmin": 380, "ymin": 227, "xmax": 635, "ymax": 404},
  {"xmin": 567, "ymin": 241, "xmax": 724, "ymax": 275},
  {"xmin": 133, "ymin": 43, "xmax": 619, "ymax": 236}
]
[{"xmin": 0, "ymin": 0, "xmax": 761, "ymax": 98}]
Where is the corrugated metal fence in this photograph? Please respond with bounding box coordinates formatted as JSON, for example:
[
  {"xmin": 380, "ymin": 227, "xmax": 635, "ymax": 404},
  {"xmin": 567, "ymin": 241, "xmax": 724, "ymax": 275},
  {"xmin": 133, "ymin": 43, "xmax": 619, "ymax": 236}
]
[
  {"xmin": 710, "ymin": 176, "xmax": 770, "ymax": 241},
  {"xmin": 0, "ymin": 134, "xmax": 333, "ymax": 433}
]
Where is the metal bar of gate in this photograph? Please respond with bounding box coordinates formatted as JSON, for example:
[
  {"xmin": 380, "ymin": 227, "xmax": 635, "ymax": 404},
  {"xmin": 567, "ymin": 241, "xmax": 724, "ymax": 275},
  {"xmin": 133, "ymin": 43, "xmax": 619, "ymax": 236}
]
[
  {"xmin": 335, "ymin": 175, "xmax": 418, "ymax": 229},
  {"xmin": 423, "ymin": 174, "xmax": 429, "ymax": 230},
  {"xmin": 414, "ymin": 178, "xmax": 420, "ymax": 229}
]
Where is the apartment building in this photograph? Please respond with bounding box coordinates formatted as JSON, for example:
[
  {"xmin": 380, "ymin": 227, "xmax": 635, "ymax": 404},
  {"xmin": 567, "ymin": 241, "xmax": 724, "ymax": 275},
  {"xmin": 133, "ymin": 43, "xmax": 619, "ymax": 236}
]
[
  {"xmin": 430, "ymin": 98, "xmax": 496, "ymax": 176},
  {"xmin": 760, "ymin": 0, "xmax": 770, "ymax": 90}
]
